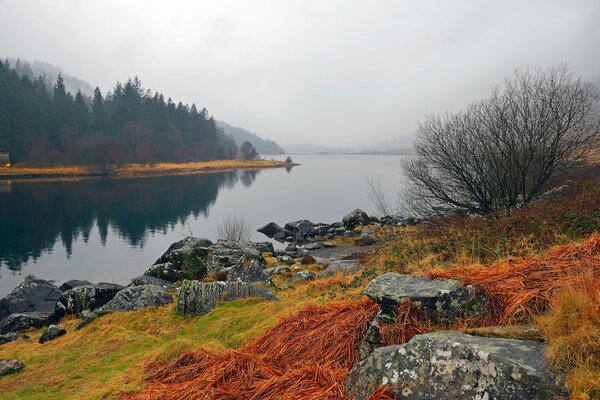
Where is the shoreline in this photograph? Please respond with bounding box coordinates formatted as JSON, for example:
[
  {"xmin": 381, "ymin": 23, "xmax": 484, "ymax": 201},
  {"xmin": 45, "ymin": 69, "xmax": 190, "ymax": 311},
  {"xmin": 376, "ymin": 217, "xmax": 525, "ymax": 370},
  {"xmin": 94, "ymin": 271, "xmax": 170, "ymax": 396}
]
[{"xmin": 0, "ymin": 159, "xmax": 294, "ymax": 181}]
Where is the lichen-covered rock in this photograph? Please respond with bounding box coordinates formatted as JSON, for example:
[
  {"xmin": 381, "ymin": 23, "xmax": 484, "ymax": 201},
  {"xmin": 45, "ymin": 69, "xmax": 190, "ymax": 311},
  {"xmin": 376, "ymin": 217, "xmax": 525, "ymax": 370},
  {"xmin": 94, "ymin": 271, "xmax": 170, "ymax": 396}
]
[
  {"xmin": 0, "ymin": 332, "xmax": 30, "ymax": 346},
  {"xmin": 319, "ymin": 260, "xmax": 361, "ymax": 279},
  {"xmin": 74, "ymin": 310, "xmax": 100, "ymax": 331},
  {"xmin": 0, "ymin": 275, "xmax": 62, "ymax": 321},
  {"xmin": 264, "ymin": 266, "xmax": 291, "ymax": 275},
  {"xmin": 129, "ymin": 275, "xmax": 173, "ymax": 288},
  {"xmin": 58, "ymin": 279, "xmax": 92, "ymax": 292},
  {"xmin": 55, "ymin": 283, "xmax": 124, "ymax": 317},
  {"xmin": 250, "ymin": 241, "xmax": 275, "ymax": 254},
  {"xmin": 144, "ymin": 237, "xmax": 213, "ymax": 281},
  {"xmin": 0, "ymin": 312, "xmax": 49, "ymax": 334},
  {"xmin": 226, "ymin": 256, "xmax": 272, "ymax": 285},
  {"xmin": 177, "ymin": 280, "xmax": 278, "ymax": 316},
  {"xmin": 39, "ymin": 324, "xmax": 67, "ymax": 344},
  {"xmin": 342, "ymin": 209, "xmax": 370, "ymax": 229},
  {"xmin": 364, "ymin": 273, "xmax": 483, "ymax": 323},
  {"xmin": 0, "ymin": 359, "xmax": 24, "ymax": 377},
  {"xmin": 98, "ymin": 284, "xmax": 172, "ymax": 313},
  {"xmin": 292, "ymin": 270, "xmax": 316, "ymax": 282},
  {"xmin": 355, "ymin": 231, "xmax": 376, "ymax": 246},
  {"xmin": 345, "ymin": 331, "xmax": 567, "ymax": 400}
]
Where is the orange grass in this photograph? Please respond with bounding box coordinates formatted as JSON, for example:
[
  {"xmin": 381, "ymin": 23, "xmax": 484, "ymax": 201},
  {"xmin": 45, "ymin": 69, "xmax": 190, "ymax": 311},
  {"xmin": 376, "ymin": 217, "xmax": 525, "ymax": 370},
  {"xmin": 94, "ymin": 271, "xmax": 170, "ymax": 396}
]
[
  {"xmin": 126, "ymin": 298, "xmax": 378, "ymax": 400},
  {"xmin": 428, "ymin": 233, "xmax": 600, "ymax": 325},
  {"xmin": 379, "ymin": 300, "xmax": 429, "ymax": 346}
]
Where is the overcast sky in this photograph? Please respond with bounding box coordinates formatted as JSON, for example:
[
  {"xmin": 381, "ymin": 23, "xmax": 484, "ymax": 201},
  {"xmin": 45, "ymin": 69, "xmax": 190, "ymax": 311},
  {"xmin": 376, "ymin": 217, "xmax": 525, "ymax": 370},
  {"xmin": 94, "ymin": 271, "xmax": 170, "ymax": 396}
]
[{"xmin": 1, "ymin": 0, "xmax": 599, "ymax": 147}]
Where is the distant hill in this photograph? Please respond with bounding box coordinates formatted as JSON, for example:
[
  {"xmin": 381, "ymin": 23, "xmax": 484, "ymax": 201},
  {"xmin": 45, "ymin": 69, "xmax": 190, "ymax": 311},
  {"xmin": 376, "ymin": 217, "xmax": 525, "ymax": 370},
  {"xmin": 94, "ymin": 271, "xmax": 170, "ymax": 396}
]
[
  {"xmin": 284, "ymin": 136, "xmax": 414, "ymax": 155},
  {"xmin": 217, "ymin": 121, "xmax": 285, "ymax": 155},
  {"xmin": 283, "ymin": 143, "xmax": 350, "ymax": 154},
  {"xmin": 4, "ymin": 57, "xmax": 95, "ymax": 97}
]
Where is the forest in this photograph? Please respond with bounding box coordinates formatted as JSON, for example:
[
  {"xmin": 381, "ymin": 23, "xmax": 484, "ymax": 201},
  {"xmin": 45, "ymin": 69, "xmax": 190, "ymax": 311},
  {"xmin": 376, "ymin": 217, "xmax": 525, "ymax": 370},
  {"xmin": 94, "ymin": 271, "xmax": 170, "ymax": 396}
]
[{"xmin": 0, "ymin": 60, "xmax": 238, "ymax": 165}]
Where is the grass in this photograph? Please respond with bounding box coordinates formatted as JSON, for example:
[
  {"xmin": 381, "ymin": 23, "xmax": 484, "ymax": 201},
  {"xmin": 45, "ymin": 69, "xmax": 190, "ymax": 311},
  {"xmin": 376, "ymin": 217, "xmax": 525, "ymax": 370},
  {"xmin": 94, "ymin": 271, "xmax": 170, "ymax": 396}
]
[{"xmin": 0, "ymin": 159, "xmax": 289, "ymax": 179}]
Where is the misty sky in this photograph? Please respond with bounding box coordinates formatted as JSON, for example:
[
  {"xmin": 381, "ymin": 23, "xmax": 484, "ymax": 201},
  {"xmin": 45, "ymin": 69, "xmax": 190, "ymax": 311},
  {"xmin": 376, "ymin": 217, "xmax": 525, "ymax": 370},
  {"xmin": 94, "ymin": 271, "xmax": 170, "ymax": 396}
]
[{"xmin": 1, "ymin": 0, "xmax": 599, "ymax": 147}]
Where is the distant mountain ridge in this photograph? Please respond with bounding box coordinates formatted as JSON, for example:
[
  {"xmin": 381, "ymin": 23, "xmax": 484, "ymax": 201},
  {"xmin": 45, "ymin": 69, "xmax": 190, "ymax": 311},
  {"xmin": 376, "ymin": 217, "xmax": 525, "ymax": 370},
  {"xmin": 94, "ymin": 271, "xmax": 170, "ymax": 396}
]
[
  {"xmin": 217, "ymin": 120, "xmax": 285, "ymax": 155},
  {"xmin": 284, "ymin": 135, "xmax": 414, "ymax": 155},
  {"xmin": 5, "ymin": 57, "xmax": 94, "ymax": 97}
]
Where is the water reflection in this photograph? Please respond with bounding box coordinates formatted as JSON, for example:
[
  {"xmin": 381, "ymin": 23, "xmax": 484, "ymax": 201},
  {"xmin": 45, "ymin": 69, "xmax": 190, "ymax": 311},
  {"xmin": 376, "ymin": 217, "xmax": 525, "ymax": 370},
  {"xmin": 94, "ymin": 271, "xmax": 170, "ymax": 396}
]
[{"xmin": 0, "ymin": 170, "xmax": 260, "ymax": 272}]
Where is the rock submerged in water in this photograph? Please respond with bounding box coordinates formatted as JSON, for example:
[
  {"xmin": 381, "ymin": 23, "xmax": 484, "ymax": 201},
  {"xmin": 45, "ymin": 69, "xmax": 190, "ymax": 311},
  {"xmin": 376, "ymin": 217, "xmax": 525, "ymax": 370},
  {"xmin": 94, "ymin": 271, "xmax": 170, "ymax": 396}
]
[
  {"xmin": 0, "ymin": 359, "xmax": 24, "ymax": 377},
  {"xmin": 345, "ymin": 331, "xmax": 567, "ymax": 400},
  {"xmin": 98, "ymin": 284, "xmax": 173, "ymax": 313},
  {"xmin": 177, "ymin": 280, "xmax": 278, "ymax": 316},
  {"xmin": 39, "ymin": 324, "xmax": 67, "ymax": 344},
  {"xmin": 364, "ymin": 272, "xmax": 483, "ymax": 323}
]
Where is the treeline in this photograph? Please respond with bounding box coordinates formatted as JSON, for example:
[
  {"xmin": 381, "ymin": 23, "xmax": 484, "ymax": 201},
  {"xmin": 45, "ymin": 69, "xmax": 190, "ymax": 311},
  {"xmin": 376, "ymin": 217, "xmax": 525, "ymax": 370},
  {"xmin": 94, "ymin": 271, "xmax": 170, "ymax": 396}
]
[{"xmin": 0, "ymin": 60, "xmax": 237, "ymax": 165}]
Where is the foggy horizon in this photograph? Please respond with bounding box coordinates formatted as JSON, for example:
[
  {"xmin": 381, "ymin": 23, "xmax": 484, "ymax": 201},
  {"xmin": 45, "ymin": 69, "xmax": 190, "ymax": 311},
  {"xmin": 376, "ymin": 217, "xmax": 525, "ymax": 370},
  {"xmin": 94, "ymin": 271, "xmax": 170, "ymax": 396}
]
[{"xmin": 1, "ymin": 0, "xmax": 600, "ymax": 147}]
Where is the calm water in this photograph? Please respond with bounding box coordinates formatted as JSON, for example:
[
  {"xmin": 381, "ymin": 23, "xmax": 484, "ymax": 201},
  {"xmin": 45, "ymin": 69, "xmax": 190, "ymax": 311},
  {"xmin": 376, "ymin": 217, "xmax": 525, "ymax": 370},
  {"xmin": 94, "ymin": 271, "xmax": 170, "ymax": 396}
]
[{"xmin": 0, "ymin": 155, "xmax": 405, "ymax": 296}]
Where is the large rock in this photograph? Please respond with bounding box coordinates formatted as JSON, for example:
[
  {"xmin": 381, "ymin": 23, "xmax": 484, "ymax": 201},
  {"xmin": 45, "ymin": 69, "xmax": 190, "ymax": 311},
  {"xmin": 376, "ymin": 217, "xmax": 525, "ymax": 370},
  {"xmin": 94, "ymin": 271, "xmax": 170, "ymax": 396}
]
[
  {"xmin": 0, "ymin": 312, "xmax": 49, "ymax": 334},
  {"xmin": 0, "ymin": 275, "xmax": 62, "ymax": 321},
  {"xmin": 250, "ymin": 241, "xmax": 275, "ymax": 254},
  {"xmin": 55, "ymin": 282, "xmax": 124, "ymax": 317},
  {"xmin": 129, "ymin": 275, "xmax": 172, "ymax": 288},
  {"xmin": 355, "ymin": 231, "xmax": 376, "ymax": 246},
  {"xmin": 319, "ymin": 260, "xmax": 362, "ymax": 279},
  {"xmin": 0, "ymin": 332, "xmax": 30, "ymax": 346},
  {"xmin": 58, "ymin": 279, "xmax": 92, "ymax": 292},
  {"xmin": 226, "ymin": 256, "xmax": 273, "ymax": 286},
  {"xmin": 292, "ymin": 270, "xmax": 315, "ymax": 282},
  {"xmin": 257, "ymin": 222, "xmax": 290, "ymax": 243},
  {"xmin": 264, "ymin": 266, "xmax": 291, "ymax": 275},
  {"xmin": 0, "ymin": 359, "xmax": 24, "ymax": 377},
  {"xmin": 177, "ymin": 280, "xmax": 278, "ymax": 316},
  {"xmin": 346, "ymin": 331, "xmax": 566, "ymax": 400},
  {"xmin": 145, "ymin": 237, "xmax": 213, "ymax": 281},
  {"xmin": 364, "ymin": 273, "xmax": 483, "ymax": 323},
  {"xmin": 342, "ymin": 209, "xmax": 370, "ymax": 229},
  {"xmin": 39, "ymin": 324, "xmax": 66, "ymax": 344},
  {"xmin": 98, "ymin": 285, "xmax": 173, "ymax": 313}
]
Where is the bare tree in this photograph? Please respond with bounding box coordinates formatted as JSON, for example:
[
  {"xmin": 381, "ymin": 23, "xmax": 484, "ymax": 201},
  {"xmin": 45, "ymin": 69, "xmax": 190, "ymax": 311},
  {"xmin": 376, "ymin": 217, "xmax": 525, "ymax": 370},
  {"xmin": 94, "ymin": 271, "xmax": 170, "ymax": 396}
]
[
  {"xmin": 367, "ymin": 176, "xmax": 393, "ymax": 217},
  {"xmin": 218, "ymin": 212, "xmax": 251, "ymax": 243},
  {"xmin": 403, "ymin": 65, "xmax": 600, "ymax": 215}
]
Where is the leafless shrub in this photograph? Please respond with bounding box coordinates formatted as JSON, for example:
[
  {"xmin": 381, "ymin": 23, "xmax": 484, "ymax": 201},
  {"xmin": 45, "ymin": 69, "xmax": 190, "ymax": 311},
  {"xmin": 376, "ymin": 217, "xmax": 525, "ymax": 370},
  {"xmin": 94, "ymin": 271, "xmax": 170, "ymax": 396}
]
[
  {"xmin": 367, "ymin": 176, "xmax": 393, "ymax": 217},
  {"xmin": 403, "ymin": 65, "xmax": 600, "ymax": 216},
  {"xmin": 218, "ymin": 212, "xmax": 251, "ymax": 243}
]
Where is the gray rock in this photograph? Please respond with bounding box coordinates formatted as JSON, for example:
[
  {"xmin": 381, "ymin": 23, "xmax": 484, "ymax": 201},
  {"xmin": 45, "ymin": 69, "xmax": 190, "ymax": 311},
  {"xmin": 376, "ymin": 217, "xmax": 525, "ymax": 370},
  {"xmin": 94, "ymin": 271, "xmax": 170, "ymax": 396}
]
[
  {"xmin": 39, "ymin": 324, "xmax": 66, "ymax": 344},
  {"xmin": 154, "ymin": 237, "xmax": 213, "ymax": 265},
  {"xmin": 355, "ymin": 232, "xmax": 376, "ymax": 246},
  {"xmin": 303, "ymin": 242, "xmax": 322, "ymax": 251},
  {"xmin": 364, "ymin": 273, "xmax": 483, "ymax": 323},
  {"xmin": 55, "ymin": 282, "xmax": 124, "ymax": 318},
  {"xmin": 319, "ymin": 260, "xmax": 361, "ymax": 279},
  {"xmin": 264, "ymin": 266, "xmax": 291, "ymax": 275},
  {"xmin": 0, "ymin": 312, "xmax": 49, "ymax": 334},
  {"xmin": 144, "ymin": 262, "xmax": 183, "ymax": 282},
  {"xmin": 250, "ymin": 241, "xmax": 275, "ymax": 254},
  {"xmin": 284, "ymin": 220, "xmax": 314, "ymax": 236},
  {"xmin": 342, "ymin": 209, "xmax": 370, "ymax": 229},
  {"xmin": 129, "ymin": 275, "xmax": 172, "ymax": 288},
  {"xmin": 98, "ymin": 284, "xmax": 173, "ymax": 313},
  {"xmin": 322, "ymin": 241, "xmax": 336, "ymax": 248},
  {"xmin": 0, "ymin": 275, "xmax": 62, "ymax": 321},
  {"xmin": 74, "ymin": 310, "xmax": 100, "ymax": 331},
  {"xmin": 292, "ymin": 270, "xmax": 316, "ymax": 282},
  {"xmin": 0, "ymin": 332, "xmax": 30, "ymax": 346},
  {"xmin": 58, "ymin": 279, "xmax": 92, "ymax": 292},
  {"xmin": 346, "ymin": 331, "xmax": 567, "ymax": 400},
  {"xmin": 145, "ymin": 237, "xmax": 213, "ymax": 281},
  {"xmin": 276, "ymin": 255, "xmax": 294, "ymax": 265},
  {"xmin": 177, "ymin": 280, "xmax": 279, "ymax": 316},
  {"xmin": 309, "ymin": 224, "xmax": 331, "ymax": 236},
  {"xmin": 257, "ymin": 222, "xmax": 290, "ymax": 243},
  {"xmin": 226, "ymin": 256, "xmax": 272, "ymax": 286},
  {"xmin": 0, "ymin": 359, "xmax": 24, "ymax": 377}
]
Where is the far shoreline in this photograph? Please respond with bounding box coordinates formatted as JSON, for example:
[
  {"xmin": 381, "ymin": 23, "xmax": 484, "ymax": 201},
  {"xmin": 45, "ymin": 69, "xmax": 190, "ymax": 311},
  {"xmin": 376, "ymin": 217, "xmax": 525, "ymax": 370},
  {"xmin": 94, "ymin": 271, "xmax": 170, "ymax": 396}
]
[{"xmin": 0, "ymin": 159, "xmax": 295, "ymax": 181}]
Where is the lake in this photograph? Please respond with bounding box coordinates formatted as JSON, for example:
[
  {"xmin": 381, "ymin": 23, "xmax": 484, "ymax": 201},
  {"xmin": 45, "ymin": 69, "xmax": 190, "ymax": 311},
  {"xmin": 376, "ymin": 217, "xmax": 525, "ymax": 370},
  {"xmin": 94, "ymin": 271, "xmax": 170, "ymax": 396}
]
[{"xmin": 0, "ymin": 154, "xmax": 406, "ymax": 296}]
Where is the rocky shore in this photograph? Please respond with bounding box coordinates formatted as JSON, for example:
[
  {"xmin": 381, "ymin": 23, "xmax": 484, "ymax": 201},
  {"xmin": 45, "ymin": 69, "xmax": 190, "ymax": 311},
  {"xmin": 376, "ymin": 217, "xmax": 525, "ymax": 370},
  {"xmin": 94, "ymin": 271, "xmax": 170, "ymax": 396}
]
[{"xmin": 0, "ymin": 209, "xmax": 567, "ymax": 399}]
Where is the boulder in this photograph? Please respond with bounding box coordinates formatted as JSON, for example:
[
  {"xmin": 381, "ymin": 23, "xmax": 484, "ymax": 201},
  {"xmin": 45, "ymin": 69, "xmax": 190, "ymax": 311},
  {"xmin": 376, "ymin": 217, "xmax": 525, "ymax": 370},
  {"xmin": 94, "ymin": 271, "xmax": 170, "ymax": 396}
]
[
  {"xmin": 177, "ymin": 280, "xmax": 279, "ymax": 316},
  {"xmin": 364, "ymin": 273, "xmax": 483, "ymax": 323},
  {"xmin": 98, "ymin": 284, "xmax": 173, "ymax": 313},
  {"xmin": 292, "ymin": 270, "xmax": 315, "ymax": 282},
  {"xmin": 226, "ymin": 256, "xmax": 273, "ymax": 286},
  {"xmin": 355, "ymin": 231, "xmax": 376, "ymax": 246},
  {"xmin": 276, "ymin": 255, "xmax": 294, "ymax": 265},
  {"xmin": 129, "ymin": 275, "xmax": 172, "ymax": 288},
  {"xmin": 0, "ymin": 275, "xmax": 62, "ymax": 321},
  {"xmin": 154, "ymin": 237, "xmax": 213, "ymax": 265},
  {"xmin": 250, "ymin": 241, "xmax": 275, "ymax": 254},
  {"xmin": 322, "ymin": 241, "xmax": 336, "ymax": 248},
  {"xmin": 319, "ymin": 260, "xmax": 362, "ymax": 279},
  {"xmin": 58, "ymin": 279, "xmax": 92, "ymax": 292},
  {"xmin": 257, "ymin": 222, "xmax": 290, "ymax": 243},
  {"xmin": 264, "ymin": 266, "xmax": 291, "ymax": 275},
  {"xmin": 284, "ymin": 220, "xmax": 314, "ymax": 236},
  {"xmin": 0, "ymin": 332, "xmax": 30, "ymax": 346},
  {"xmin": 55, "ymin": 282, "xmax": 124, "ymax": 317},
  {"xmin": 346, "ymin": 331, "xmax": 567, "ymax": 400},
  {"xmin": 39, "ymin": 324, "xmax": 66, "ymax": 344},
  {"xmin": 74, "ymin": 310, "xmax": 99, "ymax": 331},
  {"xmin": 145, "ymin": 237, "xmax": 213, "ymax": 281},
  {"xmin": 309, "ymin": 224, "xmax": 331, "ymax": 236},
  {"xmin": 342, "ymin": 209, "xmax": 370, "ymax": 229},
  {"xmin": 0, "ymin": 312, "xmax": 49, "ymax": 334},
  {"xmin": 143, "ymin": 262, "xmax": 183, "ymax": 282},
  {"xmin": 303, "ymin": 242, "xmax": 322, "ymax": 251},
  {"xmin": 0, "ymin": 359, "xmax": 24, "ymax": 377}
]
